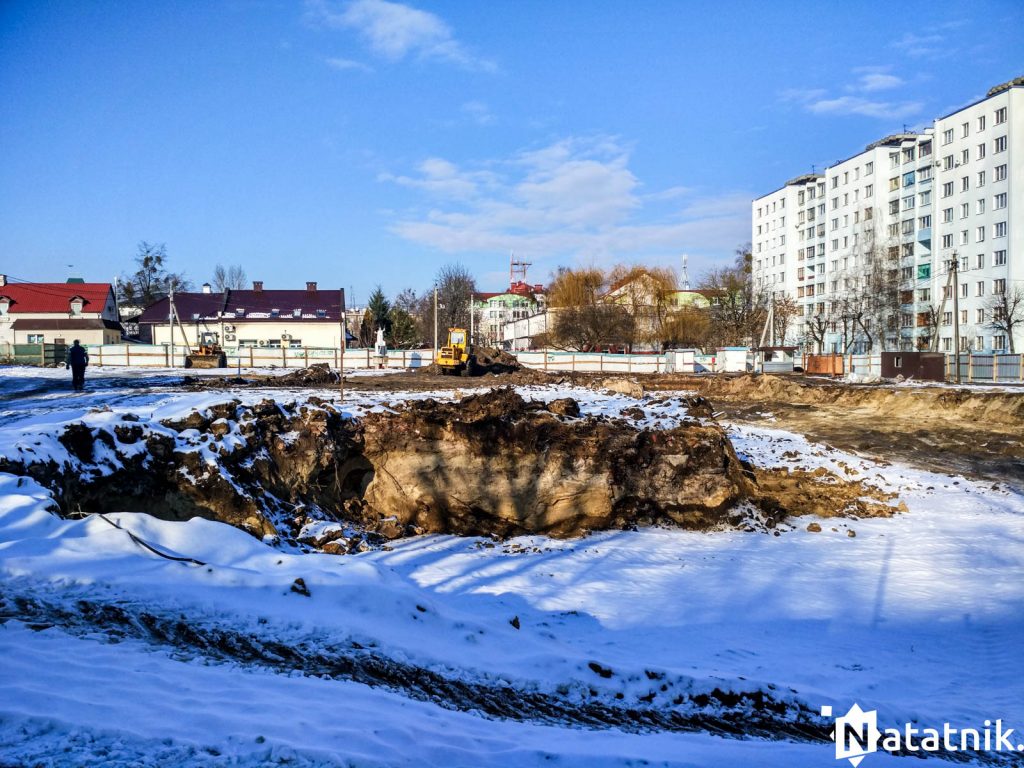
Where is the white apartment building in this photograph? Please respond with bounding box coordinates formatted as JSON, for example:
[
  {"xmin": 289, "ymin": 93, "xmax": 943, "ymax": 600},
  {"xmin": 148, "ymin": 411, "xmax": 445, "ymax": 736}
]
[
  {"xmin": 753, "ymin": 76, "xmax": 1023, "ymax": 354},
  {"xmin": 932, "ymin": 81, "xmax": 1022, "ymax": 353}
]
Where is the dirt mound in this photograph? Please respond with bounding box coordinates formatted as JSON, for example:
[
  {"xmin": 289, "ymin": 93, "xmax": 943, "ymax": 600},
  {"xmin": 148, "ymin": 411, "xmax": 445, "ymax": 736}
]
[
  {"xmin": 358, "ymin": 388, "xmax": 750, "ymax": 537},
  {"xmin": 650, "ymin": 373, "xmax": 1024, "ymax": 429},
  {"xmin": 473, "ymin": 346, "xmax": 522, "ymax": 374},
  {"xmin": 275, "ymin": 363, "xmax": 340, "ymax": 385}
]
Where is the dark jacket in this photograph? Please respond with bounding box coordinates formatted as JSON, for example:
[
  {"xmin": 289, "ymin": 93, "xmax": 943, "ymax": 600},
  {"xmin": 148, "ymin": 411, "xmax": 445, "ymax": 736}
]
[{"xmin": 66, "ymin": 344, "xmax": 89, "ymax": 367}]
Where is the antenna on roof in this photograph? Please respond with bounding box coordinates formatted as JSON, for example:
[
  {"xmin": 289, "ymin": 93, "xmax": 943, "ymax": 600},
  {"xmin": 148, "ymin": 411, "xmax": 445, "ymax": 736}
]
[
  {"xmin": 680, "ymin": 254, "xmax": 690, "ymax": 291},
  {"xmin": 510, "ymin": 250, "xmax": 531, "ymax": 289}
]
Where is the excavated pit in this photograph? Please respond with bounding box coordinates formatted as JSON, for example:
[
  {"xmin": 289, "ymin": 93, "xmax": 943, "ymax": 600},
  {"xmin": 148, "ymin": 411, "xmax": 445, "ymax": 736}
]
[{"xmin": 0, "ymin": 388, "xmax": 902, "ymax": 545}]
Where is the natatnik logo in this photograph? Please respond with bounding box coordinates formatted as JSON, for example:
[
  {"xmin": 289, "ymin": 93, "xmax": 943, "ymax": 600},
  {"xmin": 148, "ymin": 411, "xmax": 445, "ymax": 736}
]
[{"xmin": 822, "ymin": 703, "xmax": 1023, "ymax": 765}]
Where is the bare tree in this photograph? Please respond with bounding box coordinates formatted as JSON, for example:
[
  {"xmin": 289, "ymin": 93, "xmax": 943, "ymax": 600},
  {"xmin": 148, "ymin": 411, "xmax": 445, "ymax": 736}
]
[
  {"xmin": 117, "ymin": 242, "xmax": 191, "ymax": 307},
  {"xmin": 804, "ymin": 312, "xmax": 829, "ymax": 354},
  {"xmin": 212, "ymin": 264, "xmax": 247, "ymax": 292},
  {"xmin": 546, "ymin": 266, "xmax": 634, "ymax": 351},
  {"xmin": 700, "ymin": 245, "xmax": 763, "ymax": 348},
  {"xmin": 986, "ymin": 285, "xmax": 1024, "ymax": 354}
]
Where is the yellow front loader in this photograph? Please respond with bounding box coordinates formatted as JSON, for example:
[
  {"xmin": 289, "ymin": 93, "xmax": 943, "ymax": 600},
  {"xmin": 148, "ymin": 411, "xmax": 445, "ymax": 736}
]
[{"xmin": 436, "ymin": 328, "xmax": 478, "ymax": 376}]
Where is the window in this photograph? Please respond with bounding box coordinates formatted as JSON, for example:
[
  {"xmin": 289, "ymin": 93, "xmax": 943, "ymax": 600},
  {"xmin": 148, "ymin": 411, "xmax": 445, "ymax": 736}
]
[
  {"xmin": 902, "ymin": 219, "xmax": 914, "ymax": 235},
  {"xmin": 994, "ymin": 250, "xmax": 1007, "ymax": 266},
  {"xmin": 994, "ymin": 335, "xmax": 1006, "ymax": 351},
  {"xmin": 942, "ymin": 128, "xmax": 954, "ymax": 144},
  {"xmin": 976, "ymin": 253, "xmax": 984, "ymax": 269},
  {"xmin": 942, "ymin": 181, "xmax": 954, "ymax": 197},
  {"xmin": 976, "ymin": 226, "xmax": 985, "ymax": 242},
  {"xmin": 960, "ymin": 230, "xmax": 969, "ymax": 245},
  {"xmin": 918, "ymin": 215, "xmax": 931, "ymax": 229},
  {"xmin": 69, "ymin": 299, "xmax": 83, "ymax": 317},
  {"xmin": 941, "ymin": 234, "xmax": 953, "ymax": 248},
  {"xmin": 919, "ymin": 190, "xmax": 931, "ymax": 206},
  {"xmin": 977, "ymin": 143, "xmax": 986, "ymax": 160},
  {"xmin": 975, "ymin": 336, "xmax": 985, "ymax": 351},
  {"xmin": 890, "ymin": 152, "xmax": 900, "ymax": 169},
  {"xmin": 942, "ymin": 154, "xmax": 954, "ymax": 171},
  {"xmin": 888, "ymin": 223, "xmax": 900, "ymax": 237},
  {"xmin": 918, "ymin": 165, "xmax": 932, "ymax": 182},
  {"xmin": 961, "ymin": 176, "xmax": 969, "ymax": 192},
  {"xmin": 961, "ymin": 122, "xmax": 969, "ymax": 138},
  {"xmin": 995, "ymin": 164, "xmax": 1007, "ymax": 181},
  {"xmin": 27, "ymin": 334, "xmax": 44, "ymax": 343},
  {"xmin": 865, "ymin": 161, "xmax": 873, "ymax": 174},
  {"xmin": 994, "ymin": 222, "xmax": 1007, "ymax": 238},
  {"xmin": 977, "ymin": 199, "xmax": 985, "ymax": 215},
  {"xmin": 978, "ymin": 115, "xmax": 986, "ymax": 131},
  {"xmin": 831, "ymin": 176, "xmax": 839, "ymax": 189},
  {"xmin": 943, "ymin": 312, "xmax": 952, "ymax": 326},
  {"xmin": 976, "ymin": 281, "xmax": 985, "ymax": 297},
  {"xmin": 976, "ymin": 309, "xmax": 985, "ymax": 324},
  {"xmin": 994, "ymin": 135, "xmax": 1007, "ymax": 153},
  {"xmin": 977, "ymin": 170, "xmax": 986, "ymax": 187},
  {"xmin": 995, "ymin": 107, "xmax": 1007, "ymax": 124},
  {"xmin": 942, "ymin": 207, "xmax": 953, "ymax": 223},
  {"xmin": 994, "ymin": 278, "xmax": 1006, "ymax": 295},
  {"xmin": 903, "ymin": 147, "xmax": 915, "ymax": 163},
  {"xmin": 865, "ymin": 184, "xmax": 873, "ymax": 196},
  {"xmin": 960, "ymin": 203, "xmax": 969, "ymax": 219},
  {"xmin": 960, "ymin": 283, "xmax": 968, "ymax": 299},
  {"xmin": 994, "ymin": 192, "xmax": 1007, "ymax": 209},
  {"xmin": 889, "ymin": 177, "xmax": 900, "ymax": 191},
  {"xmin": 919, "ymin": 140, "xmax": 932, "ymax": 157},
  {"xmin": 919, "ymin": 288, "xmax": 931, "ymax": 302},
  {"xmin": 902, "ymin": 171, "xmax": 915, "ymax": 187},
  {"xmin": 889, "ymin": 200, "xmax": 900, "ymax": 215},
  {"xmin": 961, "ymin": 149, "xmax": 969, "ymax": 164}
]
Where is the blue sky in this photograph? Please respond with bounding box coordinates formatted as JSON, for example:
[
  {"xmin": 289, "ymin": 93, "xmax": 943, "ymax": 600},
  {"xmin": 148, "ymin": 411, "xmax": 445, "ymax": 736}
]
[{"xmin": 1, "ymin": 0, "xmax": 1021, "ymax": 304}]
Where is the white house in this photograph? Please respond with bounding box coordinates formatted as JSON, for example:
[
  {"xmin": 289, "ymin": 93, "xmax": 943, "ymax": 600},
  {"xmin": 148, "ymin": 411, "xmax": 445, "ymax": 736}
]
[{"xmin": 0, "ymin": 276, "xmax": 122, "ymax": 348}]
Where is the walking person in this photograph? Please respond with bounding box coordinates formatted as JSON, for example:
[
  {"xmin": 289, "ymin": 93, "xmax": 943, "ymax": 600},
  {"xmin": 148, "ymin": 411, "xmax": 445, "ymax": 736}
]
[{"xmin": 65, "ymin": 339, "xmax": 89, "ymax": 391}]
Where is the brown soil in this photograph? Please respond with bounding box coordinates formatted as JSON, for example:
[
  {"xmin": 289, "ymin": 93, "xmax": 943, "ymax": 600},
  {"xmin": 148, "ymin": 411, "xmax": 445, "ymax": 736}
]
[{"xmin": 645, "ymin": 374, "xmax": 1024, "ymax": 487}]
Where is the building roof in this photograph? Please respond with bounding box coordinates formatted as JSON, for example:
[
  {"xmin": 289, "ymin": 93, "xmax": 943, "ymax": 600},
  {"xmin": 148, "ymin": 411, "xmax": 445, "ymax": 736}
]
[
  {"xmin": 0, "ymin": 283, "xmax": 113, "ymax": 314},
  {"xmin": 138, "ymin": 287, "xmax": 345, "ymax": 324},
  {"xmin": 11, "ymin": 318, "xmax": 123, "ymax": 331}
]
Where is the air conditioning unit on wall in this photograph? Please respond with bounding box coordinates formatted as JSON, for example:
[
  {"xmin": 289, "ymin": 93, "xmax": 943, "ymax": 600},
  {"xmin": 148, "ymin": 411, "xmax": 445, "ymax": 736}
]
[
  {"xmin": 224, "ymin": 324, "xmax": 236, "ymax": 333},
  {"xmin": 281, "ymin": 333, "xmax": 292, "ymax": 341},
  {"xmin": 225, "ymin": 333, "xmax": 236, "ymax": 342}
]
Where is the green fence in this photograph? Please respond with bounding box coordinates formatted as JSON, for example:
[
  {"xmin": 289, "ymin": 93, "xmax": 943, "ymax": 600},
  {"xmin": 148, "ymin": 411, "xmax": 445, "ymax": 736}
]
[{"xmin": 0, "ymin": 343, "xmax": 68, "ymax": 366}]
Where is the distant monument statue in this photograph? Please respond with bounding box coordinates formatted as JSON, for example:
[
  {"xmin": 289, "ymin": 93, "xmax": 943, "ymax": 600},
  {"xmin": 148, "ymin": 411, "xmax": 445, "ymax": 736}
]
[{"xmin": 374, "ymin": 327, "xmax": 387, "ymax": 368}]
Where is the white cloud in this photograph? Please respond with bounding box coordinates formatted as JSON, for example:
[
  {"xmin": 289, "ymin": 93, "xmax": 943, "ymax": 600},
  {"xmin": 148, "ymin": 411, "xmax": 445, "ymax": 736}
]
[
  {"xmin": 461, "ymin": 100, "xmax": 495, "ymax": 126},
  {"xmin": 807, "ymin": 96, "xmax": 923, "ymax": 120},
  {"xmin": 306, "ymin": 0, "xmax": 493, "ymax": 70},
  {"xmin": 380, "ymin": 137, "xmax": 750, "ymax": 267},
  {"xmin": 891, "ymin": 31, "xmax": 946, "ymax": 58},
  {"xmin": 855, "ymin": 72, "xmax": 903, "ymax": 92},
  {"xmin": 325, "ymin": 56, "xmax": 372, "ymax": 72}
]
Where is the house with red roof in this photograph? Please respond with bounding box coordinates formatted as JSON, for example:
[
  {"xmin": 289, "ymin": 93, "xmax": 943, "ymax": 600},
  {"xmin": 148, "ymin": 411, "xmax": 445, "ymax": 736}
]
[
  {"xmin": 137, "ymin": 281, "xmax": 354, "ymax": 349},
  {"xmin": 0, "ymin": 275, "xmax": 123, "ymax": 348}
]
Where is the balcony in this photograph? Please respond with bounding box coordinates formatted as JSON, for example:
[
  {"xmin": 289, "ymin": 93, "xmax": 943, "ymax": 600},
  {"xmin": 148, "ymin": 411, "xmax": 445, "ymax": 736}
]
[{"xmin": 917, "ymin": 226, "xmax": 931, "ymax": 241}]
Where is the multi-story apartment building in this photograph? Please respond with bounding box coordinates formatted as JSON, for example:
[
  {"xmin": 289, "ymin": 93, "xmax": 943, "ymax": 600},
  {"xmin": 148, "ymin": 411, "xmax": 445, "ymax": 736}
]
[
  {"xmin": 753, "ymin": 76, "xmax": 1022, "ymax": 354},
  {"xmin": 932, "ymin": 80, "xmax": 1022, "ymax": 353}
]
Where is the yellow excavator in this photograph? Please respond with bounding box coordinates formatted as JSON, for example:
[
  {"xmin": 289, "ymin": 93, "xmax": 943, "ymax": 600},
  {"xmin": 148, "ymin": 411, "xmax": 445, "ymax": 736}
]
[{"xmin": 437, "ymin": 328, "xmax": 478, "ymax": 376}]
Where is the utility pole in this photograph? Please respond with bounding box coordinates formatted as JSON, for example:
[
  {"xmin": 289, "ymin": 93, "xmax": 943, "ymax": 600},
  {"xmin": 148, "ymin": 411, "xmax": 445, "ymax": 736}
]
[
  {"xmin": 339, "ymin": 288, "xmax": 346, "ymax": 402},
  {"xmin": 433, "ymin": 286, "xmax": 438, "ymax": 360},
  {"xmin": 169, "ymin": 285, "xmax": 175, "ymax": 368},
  {"xmin": 951, "ymin": 251, "xmax": 961, "ymax": 384},
  {"xmin": 469, "ymin": 296, "xmax": 474, "ymax": 348}
]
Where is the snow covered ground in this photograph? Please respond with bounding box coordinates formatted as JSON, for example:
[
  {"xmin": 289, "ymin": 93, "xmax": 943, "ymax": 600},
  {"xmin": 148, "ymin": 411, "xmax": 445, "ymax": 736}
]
[{"xmin": 1, "ymin": 367, "xmax": 1022, "ymax": 766}]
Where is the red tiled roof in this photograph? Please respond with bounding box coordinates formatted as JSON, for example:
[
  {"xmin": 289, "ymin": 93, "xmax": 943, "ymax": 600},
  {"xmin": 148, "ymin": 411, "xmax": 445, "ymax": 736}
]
[
  {"xmin": 138, "ymin": 288, "xmax": 344, "ymax": 324},
  {"xmin": 0, "ymin": 283, "xmax": 113, "ymax": 313}
]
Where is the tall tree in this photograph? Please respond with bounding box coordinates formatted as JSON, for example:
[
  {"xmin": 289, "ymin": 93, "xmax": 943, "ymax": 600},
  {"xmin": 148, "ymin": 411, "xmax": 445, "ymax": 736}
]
[
  {"xmin": 211, "ymin": 264, "xmax": 247, "ymax": 292},
  {"xmin": 116, "ymin": 241, "xmax": 191, "ymax": 307},
  {"xmin": 986, "ymin": 286, "xmax": 1024, "ymax": 354},
  {"xmin": 366, "ymin": 285, "xmax": 392, "ymax": 335},
  {"xmin": 427, "ymin": 264, "xmax": 477, "ymax": 343},
  {"xmin": 546, "ymin": 266, "xmax": 634, "ymax": 351},
  {"xmin": 700, "ymin": 245, "xmax": 763, "ymax": 348}
]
